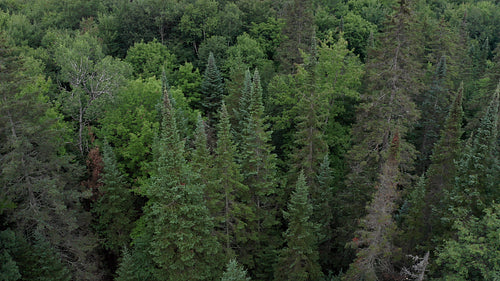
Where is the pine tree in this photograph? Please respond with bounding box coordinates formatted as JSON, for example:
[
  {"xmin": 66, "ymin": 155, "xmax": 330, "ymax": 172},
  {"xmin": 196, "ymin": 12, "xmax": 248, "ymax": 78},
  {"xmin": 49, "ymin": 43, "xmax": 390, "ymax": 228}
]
[
  {"xmin": 92, "ymin": 142, "xmax": 136, "ymax": 254},
  {"xmin": 0, "ymin": 34, "xmax": 97, "ymax": 280},
  {"xmin": 201, "ymin": 52, "xmax": 225, "ymax": 125},
  {"xmin": 344, "ymin": 132, "xmax": 402, "ymax": 281},
  {"xmin": 274, "ymin": 171, "xmax": 323, "ymax": 281},
  {"xmin": 313, "ymin": 154, "xmax": 336, "ymax": 269},
  {"xmin": 221, "ymin": 259, "xmax": 251, "ymax": 281}
]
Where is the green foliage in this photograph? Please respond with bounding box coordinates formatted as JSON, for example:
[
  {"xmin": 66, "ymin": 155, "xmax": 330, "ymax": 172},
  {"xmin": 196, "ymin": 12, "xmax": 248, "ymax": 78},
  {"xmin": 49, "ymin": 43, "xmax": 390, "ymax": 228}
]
[
  {"xmin": 97, "ymin": 78, "xmax": 161, "ymax": 184},
  {"xmin": 237, "ymin": 69, "xmax": 280, "ymax": 279},
  {"xmin": 132, "ymin": 89, "xmax": 224, "ymax": 280},
  {"xmin": 436, "ymin": 203, "xmax": 500, "ymax": 281},
  {"xmin": 211, "ymin": 102, "xmax": 248, "ymax": 256},
  {"xmin": 274, "ymin": 171, "xmax": 323, "ymax": 281},
  {"xmin": 54, "ymin": 31, "xmax": 131, "ymax": 153},
  {"xmin": 201, "ymin": 52, "xmax": 225, "ymax": 124},
  {"xmin": 221, "ymin": 259, "xmax": 251, "ymax": 281},
  {"xmin": 0, "ymin": 37, "xmax": 96, "ymax": 280},
  {"xmin": 125, "ymin": 39, "xmax": 176, "ymax": 78},
  {"xmin": 92, "ymin": 143, "xmax": 136, "ymax": 254}
]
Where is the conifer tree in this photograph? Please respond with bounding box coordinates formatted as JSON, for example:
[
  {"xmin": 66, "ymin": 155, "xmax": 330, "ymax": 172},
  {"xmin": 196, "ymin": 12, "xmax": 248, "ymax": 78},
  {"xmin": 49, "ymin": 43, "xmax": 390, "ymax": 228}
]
[
  {"xmin": 131, "ymin": 85, "xmax": 223, "ymax": 280},
  {"xmin": 414, "ymin": 55, "xmax": 451, "ymax": 173},
  {"xmin": 274, "ymin": 171, "xmax": 323, "ymax": 281},
  {"xmin": 201, "ymin": 52, "xmax": 224, "ymax": 125},
  {"xmin": 212, "ymin": 102, "xmax": 248, "ymax": 256},
  {"xmin": 340, "ymin": 0, "xmax": 422, "ymax": 263},
  {"xmin": 314, "ymin": 154, "xmax": 336, "ymax": 269},
  {"xmin": 419, "ymin": 84, "xmax": 464, "ymax": 247},
  {"xmin": 447, "ymin": 82, "xmax": 499, "ymax": 220},
  {"xmin": 344, "ymin": 132, "xmax": 402, "ymax": 281},
  {"xmin": 238, "ymin": 69, "xmax": 280, "ymax": 279},
  {"xmin": 92, "ymin": 142, "xmax": 136, "ymax": 254},
  {"xmin": 221, "ymin": 259, "xmax": 251, "ymax": 281},
  {"xmin": 277, "ymin": 0, "xmax": 314, "ymax": 73}
]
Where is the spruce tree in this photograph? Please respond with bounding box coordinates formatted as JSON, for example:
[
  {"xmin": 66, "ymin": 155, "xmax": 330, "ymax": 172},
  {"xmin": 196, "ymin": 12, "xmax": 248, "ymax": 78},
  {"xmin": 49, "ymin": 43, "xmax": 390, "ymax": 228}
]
[
  {"xmin": 212, "ymin": 102, "xmax": 248, "ymax": 256},
  {"xmin": 447, "ymin": 82, "xmax": 499, "ymax": 220},
  {"xmin": 418, "ymin": 83, "xmax": 464, "ymax": 248},
  {"xmin": 92, "ymin": 142, "xmax": 136, "ymax": 254},
  {"xmin": 132, "ymin": 85, "xmax": 223, "ymax": 280},
  {"xmin": 201, "ymin": 52, "xmax": 224, "ymax": 125},
  {"xmin": 274, "ymin": 171, "xmax": 323, "ymax": 281},
  {"xmin": 414, "ymin": 55, "xmax": 451, "ymax": 173},
  {"xmin": 238, "ymin": 69, "xmax": 280, "ymax": 279},
  {"xmin": 339, "ymin": 0, "xmax": 422, "ymax": 266},
  {"xmin": 344, "ymin": 132, "xmax": 402, "ymax": 281}
]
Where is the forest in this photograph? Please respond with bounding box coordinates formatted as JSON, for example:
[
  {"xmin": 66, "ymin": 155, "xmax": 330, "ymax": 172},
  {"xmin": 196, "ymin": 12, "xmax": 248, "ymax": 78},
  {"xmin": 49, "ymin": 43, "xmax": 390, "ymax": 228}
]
[{"xmin": 0, "ymin": 0, "xmax": 499, "ymax": 280}]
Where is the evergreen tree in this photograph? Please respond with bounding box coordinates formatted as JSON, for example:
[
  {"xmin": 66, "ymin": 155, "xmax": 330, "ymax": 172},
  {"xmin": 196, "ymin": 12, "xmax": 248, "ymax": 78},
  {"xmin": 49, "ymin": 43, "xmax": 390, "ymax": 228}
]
[
  {"xmin": 447, "ymin": 82, "xmax": 499, "ymax": 220},
  {"xmin": 0, "ymin": 34, "xmax": 97, "ymax": 280},
  {"xmin": 221, "ymin": 259, "xmax": 251, "ymax": 281},
  {"xmin": 414, "ymin": 55, "xmax": 451, "ymax": 173},
  {"xmin": 339, "ymin": 0, "xmax": 423, "ymax": 267},
  {"xmin": 92, "ymin": 142, "xmax": 136, "ymax": 254},
  {"xmin": 212, "ymin": 102, "xmax": 248, "ymax": 256},
  {"xmin": 131, "ymin": 85, "xmax": 223, "ymax": 280},
  {"xmin": 277, "ymin": 0, "xmax": 314, "ymax": 73},
  {"xmin": 201, "ymin": 51, "xmax": 224, "ymax": 125},
  {"xmin": 435, "ymin": 203, "xmax": 500, "ymax": 281},
  {"xmin": 344, "ymin": 132, "xmax": 402, "ymax": 281},
  {"xmin": 314, "ymin": 154, "xmax": 336, "ymax": 269},
  {"xmin": 417, "ymin": 83, "xmax": 464, "ymax": 249},
  {"xmin": 238, "ymin": 69, "xmax": 280, "ymax": 279},
  {"xmin": 274, "ymin": 171, "xmax": 323, "ymax": 281}
]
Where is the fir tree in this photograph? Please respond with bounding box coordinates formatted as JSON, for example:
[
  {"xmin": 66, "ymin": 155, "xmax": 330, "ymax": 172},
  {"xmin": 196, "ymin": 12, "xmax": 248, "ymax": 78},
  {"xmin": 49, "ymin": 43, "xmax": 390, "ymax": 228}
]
[
  {"xmin": 274, "ymin": 171, "xmax": 323, "ymax": 281},
  {"xmin": 418, "ymin": 83, "xmax": 464, "ymax": 249},
  {"xmin": 201, "ymin": 52, "xmax": 224, "ymax": 125},
  {"xmin": 414, "ymin": 55, "xmax": 451, "ymax": 173}
]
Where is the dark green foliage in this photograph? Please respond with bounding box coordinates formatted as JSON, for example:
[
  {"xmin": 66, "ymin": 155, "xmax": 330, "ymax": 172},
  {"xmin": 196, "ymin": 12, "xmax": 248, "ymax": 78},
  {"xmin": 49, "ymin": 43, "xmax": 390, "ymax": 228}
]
[
  {"xmin": 447, "ymin": 83, "xmax": 499, "ymax": 220},
  {"xmin": 212, "ymin": 102, "xmax": 248, "ymax": 256},
  {"xmin": 201, "ymin": 52, "xmax": 225, "ymax": 125},
  {"xmin": 237, "ymin": 69, "xmax": 280, "ymax": 279},
  {"xmin": 274, "ymin": 171, "xmax": 323, "ymax": 281},
  {"xmin": 340, "ymin": 0, "xmax": 422, "ymax": 268},
  {"xmin": 0, "ymin": 35, "xmax": 97, "ymax": 280},
  {"xmin": 414, "ymin": 55, "xmax": 451, "ymax": 173},
  {"xmin": 277, "ymin": 0, "xmax": 314, "ymax": 73},
  {"xmin": 130, "ymin": 87, "xmax": 223, "ymax": 281},
  {"xmin": 0, "ymin": 230, "xmax": 71, "ymax": 281},
  {"xmin": 92, "ymin": 143, "xmax": 135, "ymax": 254}
]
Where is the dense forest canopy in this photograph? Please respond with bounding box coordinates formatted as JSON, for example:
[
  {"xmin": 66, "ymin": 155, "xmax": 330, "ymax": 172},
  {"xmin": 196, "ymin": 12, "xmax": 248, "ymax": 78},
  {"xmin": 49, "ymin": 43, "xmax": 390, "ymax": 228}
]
[{"xmin": 0, "ymin": 0, "xmax": 499, "ymax": 280}]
